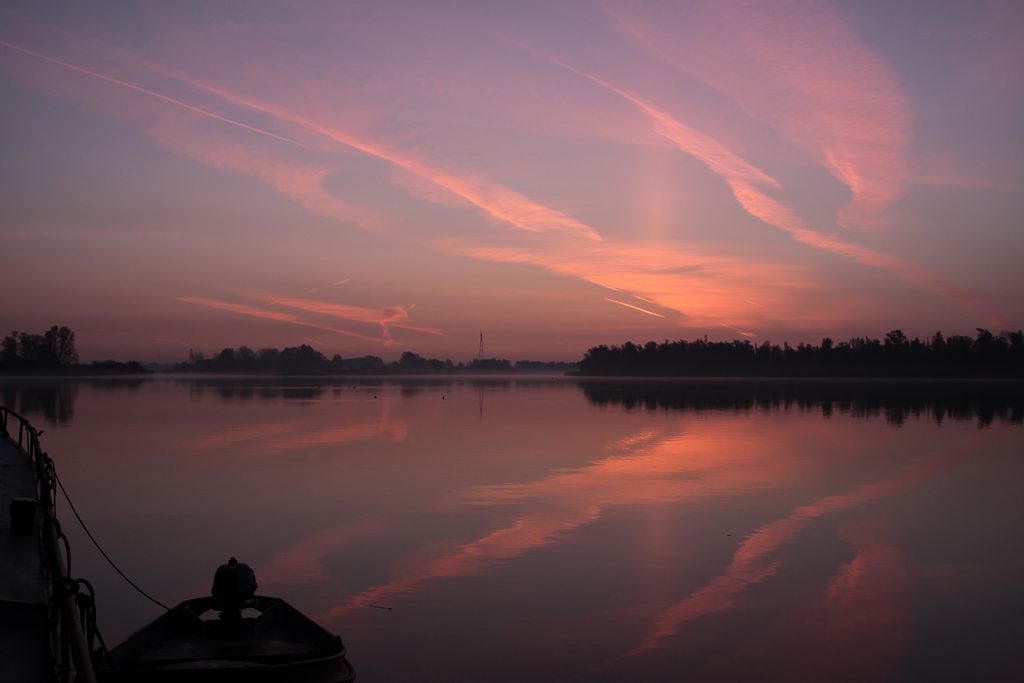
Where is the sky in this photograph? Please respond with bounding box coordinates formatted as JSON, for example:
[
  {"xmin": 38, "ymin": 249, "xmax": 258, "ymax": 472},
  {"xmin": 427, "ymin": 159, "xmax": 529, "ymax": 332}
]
[{"xmin": 1, "ymin": 0, "xmax": 1022, "ymax": 362}]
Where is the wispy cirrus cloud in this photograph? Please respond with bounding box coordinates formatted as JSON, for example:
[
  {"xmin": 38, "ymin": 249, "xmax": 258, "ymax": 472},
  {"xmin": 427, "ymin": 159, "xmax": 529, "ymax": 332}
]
[
  {"xmin": 0, "ymin": 29, "xmax": 910, "ymax": 342},
  {"xmin": 609, "ymin": 0, "xmax": 912, "ymax": 230},
  {"xmin": 148, "ymin": 119, "xmax": 394, "ymax": 231},
  {"xmin": 530, "ymin": 54, "xmax": 997, "ymax": 322},
  {"xmin": 143, "ymin": 63, "xmax": 603, "ymax": 242},
  {"xmin": 4, "ymin": 35, "xmax": 603, "ymax": 244},
  {"xmin": 176, "ymin": 295, "xmax": 436, "ymax": 346},
  {"xmin": 250, "ymin": 292, "xmax": 444, "ymax": 340},
  {"xmin": 442, "ymin": 235, "xmax": 817, "ymax": 328}
]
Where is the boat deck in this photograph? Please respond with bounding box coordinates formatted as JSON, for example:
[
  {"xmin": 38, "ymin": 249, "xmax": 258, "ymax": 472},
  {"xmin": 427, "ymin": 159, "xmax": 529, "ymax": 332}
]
[{"xmin": 0, "ymin": 436, "xmax": 50, "ymax": 683}]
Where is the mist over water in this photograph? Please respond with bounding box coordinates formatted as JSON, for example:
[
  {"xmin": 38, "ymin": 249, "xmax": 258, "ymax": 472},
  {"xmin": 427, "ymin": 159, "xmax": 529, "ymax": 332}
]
[{"xmin": 4, "ymin": 377, "xmax": 1023, "ymax": 682}]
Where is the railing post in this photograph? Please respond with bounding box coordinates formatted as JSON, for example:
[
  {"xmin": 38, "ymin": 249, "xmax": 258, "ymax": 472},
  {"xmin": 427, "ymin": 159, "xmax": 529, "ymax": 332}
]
[{"xmin": 1, "ymin": 407, "xmax": 99, "ymax": 683}]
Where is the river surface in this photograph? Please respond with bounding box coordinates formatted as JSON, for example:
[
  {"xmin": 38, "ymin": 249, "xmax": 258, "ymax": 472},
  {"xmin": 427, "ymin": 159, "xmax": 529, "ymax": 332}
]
[{"xmin": 2, "ymin": 376, "xmax": 1023, "ymax": 682}]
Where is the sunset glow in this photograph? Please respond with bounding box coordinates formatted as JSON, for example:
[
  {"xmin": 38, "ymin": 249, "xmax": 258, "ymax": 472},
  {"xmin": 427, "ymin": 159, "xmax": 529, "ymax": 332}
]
[{"xmin": 2, "ymin": 2, "xmax": 1021, "ymax": 360}]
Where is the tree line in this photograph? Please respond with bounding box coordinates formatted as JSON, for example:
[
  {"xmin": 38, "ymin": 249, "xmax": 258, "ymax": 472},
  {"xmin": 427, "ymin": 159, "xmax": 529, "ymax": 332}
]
[
  {"xmin": 2, "ymin": 326, "xmax": 79, "ymax": 369},
  {"xmin": 1, "ymin": 325, "xmax": 145, "ymax": 373},
  {"xmin": 177, "ymin": 346, "xmax": 576, "ymax": 375},
  {"xmin": 578, "ymin": 329, "xmax": 1024, "ymax": 377}
]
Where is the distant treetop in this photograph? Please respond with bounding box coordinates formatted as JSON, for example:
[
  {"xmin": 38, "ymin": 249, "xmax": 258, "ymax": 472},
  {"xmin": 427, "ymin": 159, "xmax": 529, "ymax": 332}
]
[{"xmin": 578, "ymin": 329, "xmax": 1024, "ymax": 378}]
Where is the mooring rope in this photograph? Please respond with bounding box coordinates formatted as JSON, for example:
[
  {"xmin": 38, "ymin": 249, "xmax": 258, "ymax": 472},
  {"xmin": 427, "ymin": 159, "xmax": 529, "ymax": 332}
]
[{"xmin": 53, "ymin": 467, "xmax": 172, "ymax": 612}]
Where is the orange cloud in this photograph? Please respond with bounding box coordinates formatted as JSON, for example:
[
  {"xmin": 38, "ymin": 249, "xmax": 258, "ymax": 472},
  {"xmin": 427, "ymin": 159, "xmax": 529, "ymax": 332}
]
[{"xmin": 443, "ymin": 234, "xmax": 818, "ymax": 327}]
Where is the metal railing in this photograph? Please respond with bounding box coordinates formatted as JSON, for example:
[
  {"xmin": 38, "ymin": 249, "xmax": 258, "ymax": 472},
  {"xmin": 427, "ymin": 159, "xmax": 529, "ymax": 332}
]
[{"xmin": 1, "ymin": 405, "xmax": 101, "ymax": 683}]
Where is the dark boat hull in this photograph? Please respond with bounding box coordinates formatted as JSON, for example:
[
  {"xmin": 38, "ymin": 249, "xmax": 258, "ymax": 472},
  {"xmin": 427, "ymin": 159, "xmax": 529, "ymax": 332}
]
[{"xmin": 98, "ymin": 596, "xmax": 355, "ymax": 683}]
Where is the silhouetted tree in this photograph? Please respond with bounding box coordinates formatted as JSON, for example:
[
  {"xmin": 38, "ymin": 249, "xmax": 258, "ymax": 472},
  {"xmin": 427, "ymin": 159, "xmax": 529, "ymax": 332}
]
[
  {"xmin": 578, "ymin": 329, "xmax": 1024, "ymax": 378},
  {"xmin": 1, "ymin": 325, "xmax": 78, "ymax": 370}
]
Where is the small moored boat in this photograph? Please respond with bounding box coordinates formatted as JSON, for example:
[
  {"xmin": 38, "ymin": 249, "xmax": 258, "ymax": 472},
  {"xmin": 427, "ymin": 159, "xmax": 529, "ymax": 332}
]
[{"xmin": 98, "ymin": 558, "xmax": 356, "ymax": 683}]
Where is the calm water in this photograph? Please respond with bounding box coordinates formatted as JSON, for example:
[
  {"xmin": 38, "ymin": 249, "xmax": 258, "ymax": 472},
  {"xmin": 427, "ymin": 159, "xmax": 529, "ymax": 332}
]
[{"xmin": 3, "ymin": 377, "xmax": 1023, "ymax": 682}]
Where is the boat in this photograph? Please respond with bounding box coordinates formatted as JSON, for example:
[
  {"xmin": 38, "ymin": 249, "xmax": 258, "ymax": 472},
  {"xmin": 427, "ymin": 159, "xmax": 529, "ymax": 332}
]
[
  {"xmin": 3, "ymin": 405, "xmax": 357, "ymax": 683},
  {"xmin": 98, "ymin": 559, "xmax": 356, "ymax": 682}
]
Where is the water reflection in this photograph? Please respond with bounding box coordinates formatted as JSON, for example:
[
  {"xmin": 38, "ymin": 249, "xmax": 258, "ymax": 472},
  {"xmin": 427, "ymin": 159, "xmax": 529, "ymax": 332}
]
[
  {"xmin": 186, "ymin": 403, "xmax": 407, "ymax": 453},
  {"xmin": 258, "ymin": 516, "xmax": 385, "ymax": 586},
  {"xmin": 0, "ymin": 381, "xmax": 78, "ymax": 424},
  {"xmin": 0, "ymin": 379, "xmax": 144, "ymax": 426},
  {"xmin": 621, "ymin": 434, "xmax": 976, "ymax": 661},
  {"xmin": 330, "ymin": 417, "xmax": 862, "ymax": 619},
  {"xmin": 6, "ymin": 377, "xmax": 1022, "ymax": 681},
  {"xmin": 6, "ymin": 377, "xmax": 1022, "ymax": 429},
  {"xmin": 581, "ymin": 379, "xmax": 1024, "ymax": 426}
]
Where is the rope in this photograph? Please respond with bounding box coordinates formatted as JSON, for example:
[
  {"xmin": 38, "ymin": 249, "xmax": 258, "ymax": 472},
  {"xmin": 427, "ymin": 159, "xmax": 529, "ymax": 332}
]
[{"xmin": 53, "ymin": 467, "xmax": 172, "ymax": 612}]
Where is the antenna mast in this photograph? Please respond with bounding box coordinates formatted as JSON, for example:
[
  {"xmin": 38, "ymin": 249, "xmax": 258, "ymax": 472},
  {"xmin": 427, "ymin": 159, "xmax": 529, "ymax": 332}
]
[{"xmin": 478, "ymin": 331, "xmax": 485, "ymax": 360}]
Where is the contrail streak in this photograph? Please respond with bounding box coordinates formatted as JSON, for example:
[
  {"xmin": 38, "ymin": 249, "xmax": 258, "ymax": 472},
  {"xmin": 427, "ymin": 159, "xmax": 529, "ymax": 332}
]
[
  {"xmin": 605, "ymin": 297, "xmax": 667, "ymax": 319},
  {"xmin": 0, "ymin": 40, "xmax": 308, "ymax": 149}
]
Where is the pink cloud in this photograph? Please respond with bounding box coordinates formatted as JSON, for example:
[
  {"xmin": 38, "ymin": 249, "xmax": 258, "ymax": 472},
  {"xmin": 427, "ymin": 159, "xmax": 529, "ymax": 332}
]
[
  {"xmin": 610, "ymin": 0, "xmax": 912, "ymax": 230},
  {"xmin": 176, "ymin": 296, "xmax": 386, "ymax": 344},
  {"xmin": 146, "ymin": 116, "xmax": 394, "ymax": 232},
  {"xmin": 143, "ymin": 64, "xmax": 603, "ymax": 242},
  {"xmin": 250, "ymin": 293, "xmax": 445, "ymax": 339},
  {"xmin": 532, "ymin": 55, "xmax": 998, "ymax": 323}
]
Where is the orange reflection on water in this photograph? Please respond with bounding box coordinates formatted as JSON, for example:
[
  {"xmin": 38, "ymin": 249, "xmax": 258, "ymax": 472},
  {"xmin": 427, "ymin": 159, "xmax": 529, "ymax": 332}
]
[
  {"xmin": 620, "ymin": 434, "xmax": 980, "ymax": 661},
  {"xmin": 328, "ymin": 418, "xmax": 823, "ymax": 619},
  {"xmin": 813, "ymin": 524, "xmax": 910, "ymax": 681},
  {"xmin": 749, "ymin": 522, "xmax": 912, "ymax": 683},
  {"xmin": 332, "ymin": 506, "xmax": 601, "ymax": 617},
  {"xmin": 264, "ymin": 411, "xmax": 407, "ymax": 450},
  {"xmin": 184, "ymin": 403, "xmax": 407, "ymax": 454},
  {"xmin": 258, "ymin": 515, "xmax": 385, "ymax": 586},
  {"xmin": 186, "ymin": 421, "xmax": 294, "ymax": 450},
  {"xmin": 460, "ymin": 420, "xmax": 815, "ymax": 510}
]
